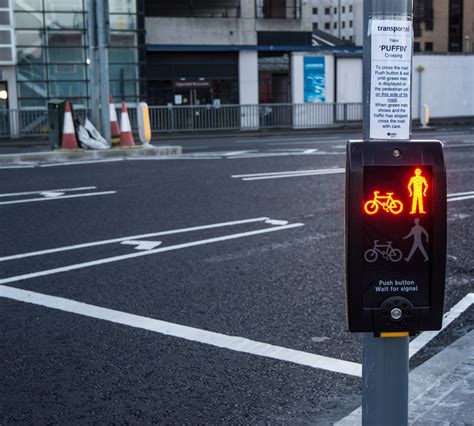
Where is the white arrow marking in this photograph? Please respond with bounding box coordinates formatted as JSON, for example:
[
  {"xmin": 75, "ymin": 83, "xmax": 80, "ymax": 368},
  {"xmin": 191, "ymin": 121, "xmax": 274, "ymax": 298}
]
[
  {"xmin": 40, "ymin": 191, "xmax": 65, "ymax": 198},
  {"xmin": 120, "ymin": 240, "xmax": 163, "ymax": 251}
]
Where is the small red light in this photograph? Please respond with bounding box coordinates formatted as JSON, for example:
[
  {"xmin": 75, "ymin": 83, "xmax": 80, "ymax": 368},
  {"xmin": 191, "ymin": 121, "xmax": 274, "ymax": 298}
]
[{"xmin": 407, "ymin": 168, "xmax": 428, "ymax": 214}]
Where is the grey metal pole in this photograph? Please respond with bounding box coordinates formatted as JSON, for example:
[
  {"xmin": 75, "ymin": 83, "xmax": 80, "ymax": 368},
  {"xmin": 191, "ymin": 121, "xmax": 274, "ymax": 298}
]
[
  {"xmin": 87, "ymin": 0, "xmax": 100, "ymax": 129},
  {"xmin": 96, "ymin": 0, "xmax": 111, "ymax": 145},
  {"xmin": 362, "ymin": 1, "xmax": 413, "ymax": 424}
]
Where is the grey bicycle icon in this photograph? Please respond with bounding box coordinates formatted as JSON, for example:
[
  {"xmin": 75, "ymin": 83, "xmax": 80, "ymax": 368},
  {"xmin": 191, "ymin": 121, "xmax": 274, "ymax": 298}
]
[{"xmin": 364, "ymin": 240, "xmax": 403, "ymax": 263}]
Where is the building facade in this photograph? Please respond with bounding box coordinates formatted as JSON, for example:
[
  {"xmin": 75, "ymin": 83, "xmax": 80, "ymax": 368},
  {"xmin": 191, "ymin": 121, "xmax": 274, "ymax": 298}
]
[
  {"xmin": 414, "ymin": 0, "xmax": 474, "ymax": 52},
  {"xmin": 310, "ymin": 0, "xmax": 357, "ymax": 43},
  {"xmin": 0, "ymin": 0, "xmax": 143, "ymax": 114}
]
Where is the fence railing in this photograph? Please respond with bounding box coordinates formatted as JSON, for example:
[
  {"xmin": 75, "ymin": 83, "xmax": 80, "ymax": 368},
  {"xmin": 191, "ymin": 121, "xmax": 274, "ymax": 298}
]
[{"xmin": 0, "ymin": 103, "xmax": 363, "ymax": 139}]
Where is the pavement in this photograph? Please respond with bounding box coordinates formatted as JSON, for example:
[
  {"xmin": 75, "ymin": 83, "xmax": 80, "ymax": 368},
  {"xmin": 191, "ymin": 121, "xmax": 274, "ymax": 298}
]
[
  {"xmin": 337, "ymin": 329, "xmax": 474, "ymax": 425},
  {"xmin": 1, "ymin": 127, "xmax": 472, "ymax": 423}
]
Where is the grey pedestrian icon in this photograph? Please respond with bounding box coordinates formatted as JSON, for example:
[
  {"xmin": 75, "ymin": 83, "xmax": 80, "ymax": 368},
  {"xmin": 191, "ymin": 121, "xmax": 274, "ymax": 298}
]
[{"xmin": 403, "ymin": 218, "xmax": 429, "ymax": 262}]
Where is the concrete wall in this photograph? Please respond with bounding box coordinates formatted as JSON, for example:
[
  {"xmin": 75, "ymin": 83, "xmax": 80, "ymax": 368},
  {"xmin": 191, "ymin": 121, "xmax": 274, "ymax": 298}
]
[
  {"xmin": 412, "ymin": 55, "xmax": 474, "ymax": 119},
  {"xmin": 239, "ymin": 51, "xmax": 259, "ymax": 129},
  {"xmin": 336, "ymin": 57, "xmax": 362, "ymax": 103},
  {"xmin": 145, "ymin": 18, "xmax": 257, "ymax": 45}
]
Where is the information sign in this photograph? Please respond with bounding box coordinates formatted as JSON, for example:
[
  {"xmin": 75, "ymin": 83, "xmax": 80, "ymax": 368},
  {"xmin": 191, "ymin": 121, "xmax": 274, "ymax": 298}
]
[{"xmin": 369, "ymin": 20, "xmax": 413, "ymax": 140}]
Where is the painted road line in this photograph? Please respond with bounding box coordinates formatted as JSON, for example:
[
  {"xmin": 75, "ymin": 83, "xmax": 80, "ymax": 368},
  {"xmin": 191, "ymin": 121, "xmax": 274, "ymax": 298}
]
[
  {"xmin": 0, "ymin": 186, "xmax": 96, "ymax": 198},
  {"xmin": 0, "ymin": 165, "xmax": 36, "ymax": 169},
  {"xmin": 0, "ymin": 223, "xmax": 304, "ymax": 285},
  {"xmin": 39, "ymin": 159, "xmax": 124, "ymax": 167},
  {"xmin": 0, "ymin": 191, "xmax": 116, "ymax": 206},
  {"xmin": 409, "ymin": 293, "xmax": 474, "ymax": 358},
  {"xmin": 241, "ymin": 169, "xmax": 345, "ymax": 181},
  {"xmin": 232, "ymin": 168, "xmax": 344, "ymax": 179},
  {"xmin": 447, "ymin": 195, "xmax": 474, "ymax": 202},
  {"xmin": 0, "ymin": 284, "xmax": 361, "ymax": 377},
  {"xmin": 0, "ymin": 217, "xmax": 271, "ymax": 261},
  {"xmin": 447, "ymin": 191, "xmax": 474, "ymax": 197}
]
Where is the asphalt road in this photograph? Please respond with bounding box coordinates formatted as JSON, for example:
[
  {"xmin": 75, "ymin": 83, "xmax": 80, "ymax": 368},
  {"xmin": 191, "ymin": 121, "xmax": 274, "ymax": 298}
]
[{"xmin": 1, "ymin": 127, "xmax": 473, "ymax": 423}]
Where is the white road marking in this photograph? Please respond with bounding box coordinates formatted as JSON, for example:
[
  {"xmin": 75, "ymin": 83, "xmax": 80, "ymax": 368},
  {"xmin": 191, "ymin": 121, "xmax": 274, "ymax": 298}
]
[
  {"xmin": 447, "ymin": 191, "xmax": 474, "ymax": 197},
  {"xmin": 265, "ymin": 219, "xmax": 289, "ymax": 226},
  {"xmin": 409, "ymin": 293, "xmax": 474, "ymax": 358},
  {"xmin": 447, "ymin": 195, "xmax": 474, "ymax": 202},
  {"xmin": 39, "ymin": 159, "xmax": 124, "ymax": 167},
  {"xmin": 232, "ymin": 168, "xmax": 344, "ymax": 179},
  {"xmin": 240, "ymin": 169, "xmax": 345, "ymax": 181},
  {"xmin": 0, "ymin": 217, "xmax": 271, "ymax": 261},
  {"xmin": 120, "ymin": 240, "xmax": 162, "ymax": 250},
  {"xmin": 0, "ymin": 186, "xmax": 96, "ymax": 198},
  {"xmin": 0, "ymin": 284, "xmax": 362, "ymax": 377},
  {"xmin": 0, "ymin": 223, "xmax": 304, "ymax": 285},
  {"xmin": 0, "ymin": 191, "xmax": 116, "ymax": 206},
  {"xmin": 40, "ymin": 191, "xmax": 65, "ymax": 197},
  {"xmin": 0, "ymin": 165, "xmax": 35, "ymax": 169}
]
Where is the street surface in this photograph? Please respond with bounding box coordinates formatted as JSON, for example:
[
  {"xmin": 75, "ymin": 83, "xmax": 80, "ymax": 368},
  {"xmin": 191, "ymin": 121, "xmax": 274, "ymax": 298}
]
[{"xmin": 1, "ymin": 127, "xmax": 473, "ymax": 423}]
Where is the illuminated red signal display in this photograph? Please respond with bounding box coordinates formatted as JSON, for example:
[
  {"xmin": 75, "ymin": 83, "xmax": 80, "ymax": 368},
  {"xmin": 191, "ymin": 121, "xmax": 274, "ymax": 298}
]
[
  {"xmin": 362, "ymin": 166, "xmax": 433, "ymax": 309},
  {"xmin": 363, "ymin": 167, "xmax": 430, "ymax": 216}
]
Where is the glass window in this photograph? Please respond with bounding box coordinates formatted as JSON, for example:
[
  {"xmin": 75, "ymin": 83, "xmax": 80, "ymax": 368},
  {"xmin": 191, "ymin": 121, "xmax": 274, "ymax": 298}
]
[
  {"xmin": 325, "ymin": 7, "xmax": 330, "ymax": 14},
  {"xmin": 108, "ymin": 47, "xmax": 137, "ymax": 63},
  {"xmin": 109, "ymin": 14, "xmax": 136, "ymax": 30},
  {"xmin": 0, "ymin": 10, "xmax": 11, "ymax": 25},
  {"xmin": 425, "ymin": 42, "xmax": 433, "ymax": 51},
  {"xmin": 0, "ymin": 46, "xmax": 13, "ymax": 61},
  {"xmin": 47, "ymin": 32, "xmax": 84, "ymax": 47},
  {"xmin": 18, "ymin": 81, "xmax": 47, "ymax": 98},
  {"xmin": 324, "ymin": 22, "xmax": 330, "ymax": 29},
  {"xmin": 48, "ymin": 47, "xmax": 84, "ymax": 63},
  {"xmin": 312, "ymin": 22, "xmax": 318, "ymax": 30},
  {"xmin": 0, "ymin": 29, "xmax": 11, "ymax": 44},
  {"xmin": 312, "ymin": 7, "xmax": 317, "ymax": 14},
  {"xmin": 15, "ymin": 12, "xmax": 44, "ymax": 28},
  {"xmin": 110, "ymin": 32, "xmax": 137, "ymax": 47},
  {"xmin": 17, "ymin": 64, "xmax": 46, "ymax": 81},
  {"xmin": 110, "ymin": 80, "xmax": 138, "ymax": 98},
  {"xmin": 109, "ymin": 64, "xmax": 138, "ymax": 80},
  {"xmin": 342, "ymin": 21, "xmax": 345, "ymax": 28},
  {"xmin": 16, "ymin": 30, "xmax": 44, "ymax": 46},
  {"xmin": 44, "ymin": 0, "xmax": 84, "ymax": 12},
  {"xmin": 342, "ymin": 6, "xmax": 345, "ymax": 13},
  {"xmin": 48, "ymin": 63, "xmax": 86, "ymax": 80},
  {"xmin": 19, "ymin": 98, "xmax": 47, "ymax": 108},
  {"xmin": 14, "ymin": 0, "xmax": 42, "ymax": 10},
  {"xmin": 109, "ymin": 0, "xmax": 136, "ymax": 14},
  {"xmin": 350, "ymin": 20, "xmax": 353, "ymax": 27},
  {"xmin": 49, "ymin": 81, "xmax": 87, "ymax": 97},
  {"xmin": 45, "ymin": 12, "xmax": 84, "ymax": 29},
  {"xmin": 17, "ymin": 45, "xmax": 45, "ymax": 63}
]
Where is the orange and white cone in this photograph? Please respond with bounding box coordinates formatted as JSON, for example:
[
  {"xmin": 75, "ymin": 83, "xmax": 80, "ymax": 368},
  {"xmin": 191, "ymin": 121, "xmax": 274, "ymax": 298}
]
[
  {"xmin": 119, "ymin": 102, "xmax": 135, "ymax": 148},
  {"xmin": 61, "ymin": 101, "xmax": 80, "ymax": 150},
  {"xmin": 109, "ymin": 95, "xmax": 121, "ymax": 146}
]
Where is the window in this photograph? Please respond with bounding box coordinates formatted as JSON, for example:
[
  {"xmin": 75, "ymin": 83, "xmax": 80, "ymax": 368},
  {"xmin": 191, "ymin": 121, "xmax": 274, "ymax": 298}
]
[
  {"xmin": 349, "ymin": 20, "xmax": 353, "ymax": 27},
  {"xmin": 312, "ymin": 22, "xmax": 318, "ymax": 30},
  {"xmin": 325, "ymin": 7, "xmax": 330, "ymax": 15},
  {"xmin": 342, "ymin": 21, "xmax": 345, "ymax": 28},
  {"xmin": 414, "ymin": 42, "xmax": 421, "ymax": 52},
  {"xmin": 334, "ymin": 7, "xmax": 337, "ymax": 14},
  {"xmin": 350, "ymin": 5, "xmax": 353, "ymax": 12},
  {"xmin": 342, "ymin": 6, "xmax": 345, "ymax": 13},
  {"xmin": 312, "ymin": 7, "xmax": 318, "ymax": 14},
  {"xmin": 334, "ymin": 22, "xmax": 337, "ymax": 29},
  {"xmin": 349, "ymin": 35, "xmax": 353, "ymax": 41},
  {"xmin": 324, "ymin": 22, "xmax": 330, "ymax": 29},
  {"xmin": 425, "ymin": 42, "xmax": 433, "ymax": 51},
  {"xmin": 425, "ymin": 20, "xmax": 433, "ymax": 31}
]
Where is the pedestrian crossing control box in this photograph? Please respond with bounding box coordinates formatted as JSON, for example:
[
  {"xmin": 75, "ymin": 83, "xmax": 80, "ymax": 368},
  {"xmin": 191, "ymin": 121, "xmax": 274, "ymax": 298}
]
[{"xmin": 345, "ymin": 140, "xmax": 447, "ymax": 335}]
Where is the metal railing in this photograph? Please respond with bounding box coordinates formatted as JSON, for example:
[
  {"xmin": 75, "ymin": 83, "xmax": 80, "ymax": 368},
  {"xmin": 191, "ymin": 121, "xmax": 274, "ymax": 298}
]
[
  {"xmin": 0, "ymin": 103, "xmax": 363, "ymax": 139},
  {"xmin": 148, "ymin": 103, "xmax": 362, "ymax": 132}
]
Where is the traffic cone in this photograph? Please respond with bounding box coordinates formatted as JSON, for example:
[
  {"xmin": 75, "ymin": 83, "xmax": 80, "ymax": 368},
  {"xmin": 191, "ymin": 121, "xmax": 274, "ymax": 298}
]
[
  {"xmin": 109, "ymin": 95, "xmax": 121, "ymax": 146},
  {"xmin": 119, "ymin": 102, "xmax": 136, "ymax": 148},
  {"xmin": 61, "ymin": 101, "xmax": 81, "ymax": 150}
]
